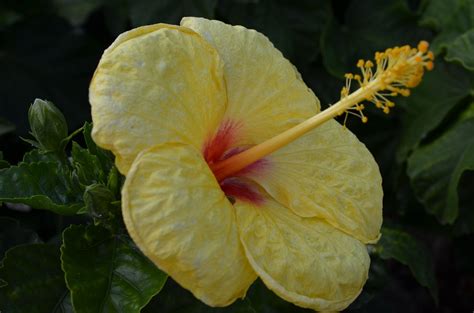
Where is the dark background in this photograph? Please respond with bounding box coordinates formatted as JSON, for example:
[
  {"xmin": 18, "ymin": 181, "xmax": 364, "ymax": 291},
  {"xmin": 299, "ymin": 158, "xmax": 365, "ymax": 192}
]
[{"xmin": 1, "ymin": 0, "xmax": 473, "ymax": 312}]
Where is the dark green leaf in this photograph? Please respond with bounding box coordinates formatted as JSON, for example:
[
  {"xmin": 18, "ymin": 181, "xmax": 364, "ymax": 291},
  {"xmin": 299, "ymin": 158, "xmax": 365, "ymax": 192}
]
[
  {"xmin": 0, "ymin": 151, "xmax": 9, "ymax": 169},
  {"xmin": 376, "ymin": 227, "xmax": 438, "ymax": 303},
  {"xmin": 420, "ymin": 0, "xmax": 474, "ymax": 55},
  {"xmin": 407, "ymin": 118, "xmax": 474, "ymax": 223},
  {"xmin": 71, "ymin": 141, "xmax": 105, "ymax": 186},
  {"xmin": 0, "ymin": 217, "xmax": 41, "ymax": 259},
  {"xmin": 61, "ymin": 224, "xmax": 167, "ymax": 313},
  {"xmin": 130, "ymin": 0, "xmax": 217, "ymax": 26},
  {"xmin": 447, "ymin": 144, "xmax": 474, "ymax": 220},
  {"xmin": 107, "ymin": 166, "xmax": 121, "ymax": 198},
  {"xmin": 217, "ymin": 0, "xmax": 331, "ymax": 66},
  {"xmin": 396, "ymin": 61, "xmax": 474, "ymax": 161},
  {"xmin": 0, "ymin": 161, "xmax": 83, "ymax": 215},
  {"xmin": 145, "ymin": 278, "xmax": 310, "ymax": 313},
  {"xmin": 321, "ymin": 0, "xmax": 429, "ymax": 78},
  {"xmin": 445, "ymin": 28, "xmax": 474, "ymax": 70},
  {"xmin": 419, "ymin": 0, "xmax": 461, "ymax": 31},
  {"xmin": 22, "ymin": 149, "xmax": 61, "ymax": 163},
  {"xmin": 83, "ymin": 122, "xmax": 114, "ymax": 175},
  {"xmin": 0, "ymin": 243, "xmax": 73, "ymax": 313},
  {"xmin": 244, "ymin": 279, "xmax": 312, "ymax": 313}
]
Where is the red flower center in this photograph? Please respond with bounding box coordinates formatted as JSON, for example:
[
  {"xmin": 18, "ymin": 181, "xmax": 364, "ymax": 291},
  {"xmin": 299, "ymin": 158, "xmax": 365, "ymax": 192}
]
[{"xmin": 203, "ymin": 120, "xmax": 268, "ymax": 204}]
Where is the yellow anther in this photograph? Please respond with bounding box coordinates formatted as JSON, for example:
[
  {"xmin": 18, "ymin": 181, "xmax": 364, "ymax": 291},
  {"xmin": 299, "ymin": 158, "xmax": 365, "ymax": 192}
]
[
  {"xmin": 383, "ymin": 107, "xmax": 390, "ymax": 114},
  {"xmin": 362, "ymin": 116, "xmax": 368, "ymax": 123},
  {"xmin": 427, "ymin": 51, "xmax": 434, "ymax": 60},
  {"xmin": 418, "ymin": 40, "xmax": 429, "ymax": 53},
  {"xmin": 357, "ymin": 59, "xmax": 365, "ymax": 67},
  {"xmin": 426, "ymin": 61, "xmax": 434, "ymax": 70},
  {"xmin": 345, "ymin": 73, "xmax": 354, "ymax": 79},
  {"xmin": 340, "ymin": 87, "xmax": 349, "ymax": 98},
  {"xmin": 365, "ymin": 60, "xmax": 374, "ymax": 68},
  {"xmin": 399, "ymin": 89, "xmax": 410, "ymax": 96},
  {"xmin": 354, "ymin": 74, "xmax": 361, "ymax": 81},
  {"xmin": 415, "ymin": 56, "xmax": 422, "ymax": 62}
]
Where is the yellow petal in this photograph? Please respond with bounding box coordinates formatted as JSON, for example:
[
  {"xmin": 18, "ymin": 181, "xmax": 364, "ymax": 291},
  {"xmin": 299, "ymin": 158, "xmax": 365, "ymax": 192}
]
[
  {"xmin": 90, "ymin": 24, "xmax": 226, "ymax": 174},
  {"xmin": 122, "ymin": 143, "xmax": 256, "ymax": 306},
  {"xmin": 235, "ymin": 195, "xmax": 370, "ymax": 312},
  {"xmin": 180, "ymin": 17, "xmax": 319, "ymax": 145},
  {"xmin": 249, "ymin": 119, "xmax": 383, "ymax": 243}
]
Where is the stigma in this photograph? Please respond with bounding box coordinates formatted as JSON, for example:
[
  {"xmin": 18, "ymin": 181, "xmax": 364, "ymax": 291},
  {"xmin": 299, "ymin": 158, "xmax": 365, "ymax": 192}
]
[
  {"xmin": 212, "ymin": 41, "xmax": 434, "ymax": 181},
  {"xmin": 340, "ymin": 40, "xmax": 434, "ymax": 122}
]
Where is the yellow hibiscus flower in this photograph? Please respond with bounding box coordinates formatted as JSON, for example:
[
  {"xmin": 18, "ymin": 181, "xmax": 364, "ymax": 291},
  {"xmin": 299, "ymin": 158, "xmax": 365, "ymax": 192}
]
[{"xmin": 89, "ymin": 17, "xmax": 432, "ymax": 312}]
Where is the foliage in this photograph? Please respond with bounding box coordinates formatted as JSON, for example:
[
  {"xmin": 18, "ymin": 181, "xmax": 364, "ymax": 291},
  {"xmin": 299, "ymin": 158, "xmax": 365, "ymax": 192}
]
[
  {"xmin": 61, "ymin": 225, "xmax": 167, "ymax": 312},
  {"xmin": 1, "ymin": 0, "xmax": 474, "ymax": 312}
]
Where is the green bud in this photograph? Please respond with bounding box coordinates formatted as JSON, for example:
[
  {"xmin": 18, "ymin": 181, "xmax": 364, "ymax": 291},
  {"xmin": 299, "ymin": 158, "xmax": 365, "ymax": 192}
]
[
  {"xmin": 28, "ymin": 99, "xmax": 68, "ymax": 152},
  {"xmin": 83, "ymin": 184, "xmax": 117, "ymax": 228}
]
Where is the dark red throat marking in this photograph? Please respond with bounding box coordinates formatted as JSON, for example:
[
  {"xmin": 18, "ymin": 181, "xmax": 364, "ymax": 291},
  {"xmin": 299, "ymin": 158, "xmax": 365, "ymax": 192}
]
[
  {"xmin": 220, "ymin": 178, "xmax": 264, "ymax": 205},
  {"xmin": 203, "ymin": 120, "xmax": 240, "ymax": 165},
  {"xmin": 203, "ymin": 120, "xmax": 269, "ymax": 205}
]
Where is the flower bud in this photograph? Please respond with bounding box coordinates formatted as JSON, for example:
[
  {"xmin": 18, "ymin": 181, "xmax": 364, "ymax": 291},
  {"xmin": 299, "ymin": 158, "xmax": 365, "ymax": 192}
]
[
  {"xmin": 83, "ymin": 184, "xmax": 117, "ymax": 222},
  {"xmin": 28, "ymin": 99, "xmax": 68, "ymax": 151}
]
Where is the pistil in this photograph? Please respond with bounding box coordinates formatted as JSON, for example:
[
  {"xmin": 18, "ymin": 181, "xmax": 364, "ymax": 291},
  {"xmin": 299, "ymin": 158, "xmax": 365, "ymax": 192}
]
[{"xmin": 211, "ymin": 41, "xmax": 434, "ymax": 181}]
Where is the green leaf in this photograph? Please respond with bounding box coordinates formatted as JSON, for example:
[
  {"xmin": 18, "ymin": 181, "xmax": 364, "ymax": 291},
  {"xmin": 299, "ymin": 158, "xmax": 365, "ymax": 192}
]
[
  {"xmin": 0, "ymin": 151, "xmax": 9, "ymax": 169},
  {"xmin": 407, "ymin": 118, "xmax": 474, "ymax": 223},
  {"xmin": 419, "ymin": 0, "xmax": 461, "ymax": 30},
  {"xmin": 420, "ymin": 0, "xmax": 474, "ymax": 55},
  {"xmin": 445, "ymin": 28, "xmax": 474, "ymax": 70},
  {"xmin": 22, "ymin": 149, "xmax": 60, "ymax": 163},
  {"xmin": 61, "ymin": 224, "xmax": 167, "ymax": 313},
  {"xmin": 71, "ymin": 141, "xmax": 105, "ymax": 186},
  {"xmin": 145, "ymin": 286, "xmax": 257, "ymax": 313},
  {"xmin": 376, "ymin": 227, "xmax": 438, "ymax": 303},
  {"xmin": 321, "ymin": 0, "xmax": 429, "ymax": 78},
  {"xmin": 107, "ymin": 166, "xmax": 122, "ymax": 198},
  {"xmin": 396, "ymin": 61, "xmax": 474, "ymax": 161},
  {"xmin": 244, "ymin": 280, "xmax": 312, "ymax": 313},
  {"xmin": 0, "ymin": 117, "xmax": 15, "ymax": 136},
  {"xmin": 0, "ymin": 161, "xmax": 83, "ymax": 215},
  {"xmin": 83, "ymin": 121, "xmax": 114, "ymax": 175},
  {"xmin": 145, "ymin": 278, "xmax": 309, "ymax": 313},
  {"xmin": 217, "ymin": 0, "xmax": 331, "ymax": 66},
  {"xmin": 0, "ymin": 243, "xmax": 73, "ymax": 313},
  {"xmin": 0, "ymin": 217, "xmax": 41, "ymax": 259},
  {"xmin": 130, "ymin": 0, "xmax": 217, "ymax": 26}
]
